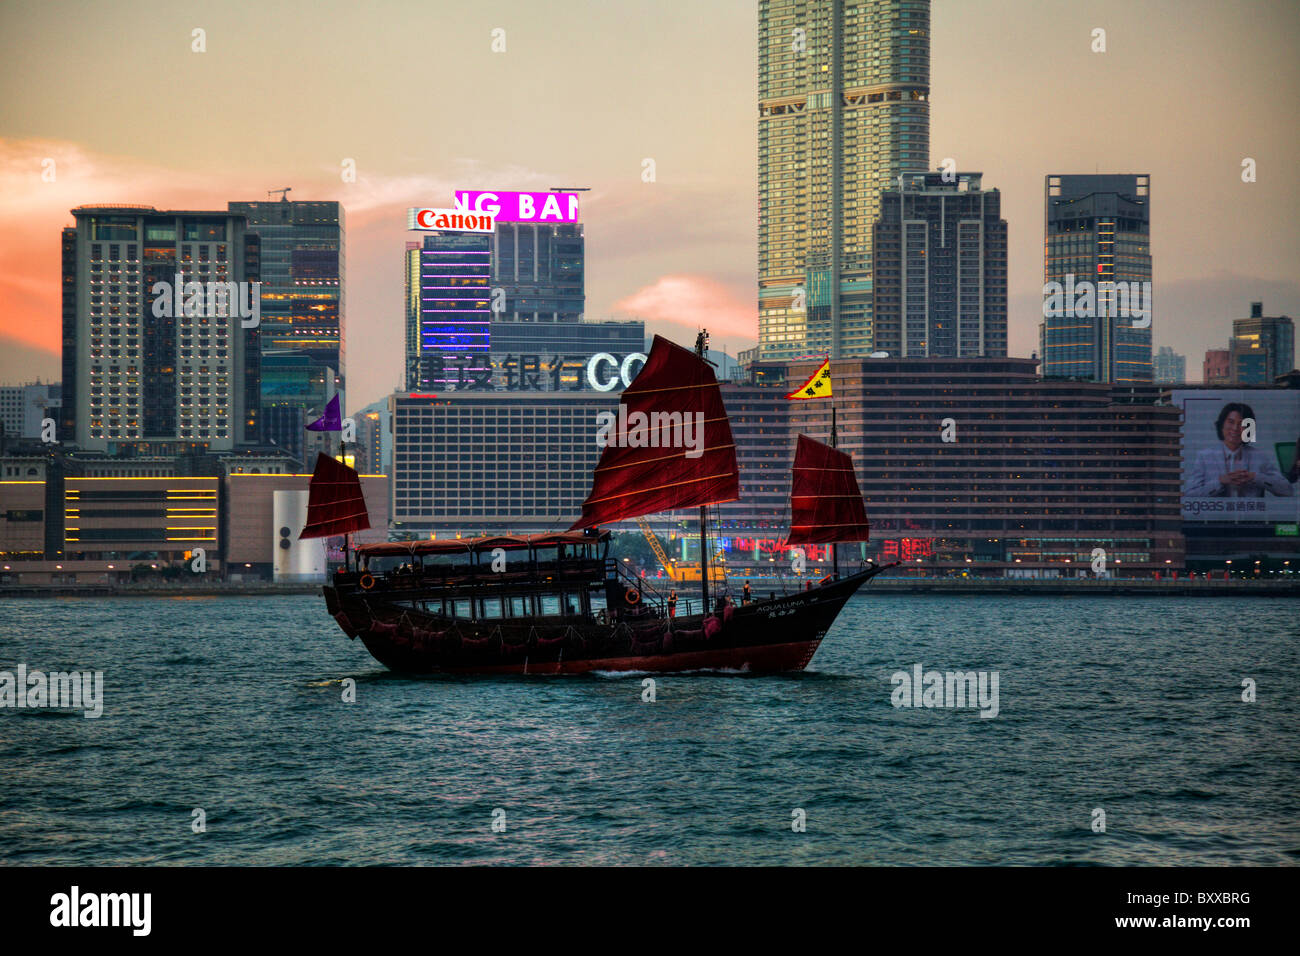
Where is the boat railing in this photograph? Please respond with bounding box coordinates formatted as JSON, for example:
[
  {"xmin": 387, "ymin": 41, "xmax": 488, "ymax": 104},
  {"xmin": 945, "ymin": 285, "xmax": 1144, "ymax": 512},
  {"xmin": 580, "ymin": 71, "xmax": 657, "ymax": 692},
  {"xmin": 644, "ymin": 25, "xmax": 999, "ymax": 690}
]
[
  {"xmin": 606, "ymin": 561, "xmax": 702, "ymax": 618},
  {"xmin": 359, "ymin": 556, "xmax": 606, "ymax": 592}
]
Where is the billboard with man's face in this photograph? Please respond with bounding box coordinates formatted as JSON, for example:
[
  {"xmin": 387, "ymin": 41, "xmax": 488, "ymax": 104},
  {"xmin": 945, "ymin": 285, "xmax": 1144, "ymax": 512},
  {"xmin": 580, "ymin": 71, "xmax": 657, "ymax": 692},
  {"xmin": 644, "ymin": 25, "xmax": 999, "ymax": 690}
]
[{"xmin": 1174, "ymin": 389, "xmax": 1300, "ymax": 524}]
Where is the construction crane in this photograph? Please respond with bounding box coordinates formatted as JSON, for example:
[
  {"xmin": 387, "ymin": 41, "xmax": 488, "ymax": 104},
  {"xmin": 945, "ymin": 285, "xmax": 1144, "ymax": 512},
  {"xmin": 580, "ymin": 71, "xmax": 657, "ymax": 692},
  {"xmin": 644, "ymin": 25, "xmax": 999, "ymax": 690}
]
[
  {"xmin": 268, "ymin": 187, "xmax": 292, "ymax": 201},
  {"xmin": 634, "ymin": 517, "xmax": 677, "ymax": 581},
  {"xmin": 633, "ymin": 518, "xmax": 725, "ymax": 584}
]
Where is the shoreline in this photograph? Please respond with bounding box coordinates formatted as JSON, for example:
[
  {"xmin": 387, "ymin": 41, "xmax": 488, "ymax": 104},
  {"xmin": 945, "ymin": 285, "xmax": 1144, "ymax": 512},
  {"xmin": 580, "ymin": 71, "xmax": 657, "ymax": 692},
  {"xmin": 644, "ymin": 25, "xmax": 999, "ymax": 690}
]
[{"xmin": 2, "ymin": 577, "xmax": 1298, "ymax": 599}]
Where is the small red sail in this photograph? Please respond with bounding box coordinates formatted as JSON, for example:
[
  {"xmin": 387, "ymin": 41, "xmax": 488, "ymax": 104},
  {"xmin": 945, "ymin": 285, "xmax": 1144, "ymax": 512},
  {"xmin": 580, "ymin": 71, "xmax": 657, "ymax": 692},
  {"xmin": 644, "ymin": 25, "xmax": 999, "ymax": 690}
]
[
  {"xmin": 570, "ymin": 335, "xmax": 740, "ymax": 529},
  {"xmin": 785, "ymin": 434, "xmax": 871, "ymax": 545},
  {"xmin": 299, "ymin": 453, "xmax": 371, "ymax": 539}
]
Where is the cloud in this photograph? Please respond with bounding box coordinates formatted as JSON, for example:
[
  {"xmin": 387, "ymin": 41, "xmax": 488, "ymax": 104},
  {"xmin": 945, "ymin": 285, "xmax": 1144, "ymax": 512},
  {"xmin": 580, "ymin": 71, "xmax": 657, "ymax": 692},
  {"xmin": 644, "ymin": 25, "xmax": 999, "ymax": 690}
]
[{"xmin": 612, "ymin": 274, "xmax": 756, "ymax": 345}]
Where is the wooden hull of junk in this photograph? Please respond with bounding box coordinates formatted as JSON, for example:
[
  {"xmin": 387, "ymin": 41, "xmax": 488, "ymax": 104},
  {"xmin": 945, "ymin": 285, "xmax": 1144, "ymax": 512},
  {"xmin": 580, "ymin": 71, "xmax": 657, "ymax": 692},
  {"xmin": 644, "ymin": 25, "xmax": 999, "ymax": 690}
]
[{"xmin": 324, "ymin": 566, "xmax": 884, "ymax": 675}]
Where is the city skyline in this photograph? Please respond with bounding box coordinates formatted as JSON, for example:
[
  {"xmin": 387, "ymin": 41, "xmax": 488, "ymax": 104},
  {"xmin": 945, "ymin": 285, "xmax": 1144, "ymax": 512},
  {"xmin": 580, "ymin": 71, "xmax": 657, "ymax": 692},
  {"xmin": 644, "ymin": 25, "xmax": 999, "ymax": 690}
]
[{"xmin": 1, "ymin": 0, "xmax": 1297, "ymax": 409}]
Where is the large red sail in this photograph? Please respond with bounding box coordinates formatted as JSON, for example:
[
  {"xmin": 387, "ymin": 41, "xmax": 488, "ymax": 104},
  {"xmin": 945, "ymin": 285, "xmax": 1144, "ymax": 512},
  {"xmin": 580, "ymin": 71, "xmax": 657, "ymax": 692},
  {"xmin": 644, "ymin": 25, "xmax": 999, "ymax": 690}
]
[
  {"xmin": 784, "ymin": 434, "xmax": 871, "ymax": 545},
  {"xmin": 570, "ymin": 335, "xmax": 739, "ymax": 529},
  {"xmin": 299, "ymin": 453, "xmax": 371, "ymax": 539}
]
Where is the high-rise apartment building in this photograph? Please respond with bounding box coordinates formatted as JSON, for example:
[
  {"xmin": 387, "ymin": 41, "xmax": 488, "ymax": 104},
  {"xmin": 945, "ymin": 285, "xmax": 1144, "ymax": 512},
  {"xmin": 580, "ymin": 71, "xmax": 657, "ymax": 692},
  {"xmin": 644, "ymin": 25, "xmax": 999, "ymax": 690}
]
[
  {"xmin": 1229, "ymin": 301, "xmax": 1294, "ymax": 384},
  {"xmin": 62, "ymin": 205, "xmax": 261, "ymax": 452},
  {"xmin": 227, "ymin": 199, "xmax": 344, "ymax": 413},
  {"xmin": 757, "ymin": 0, "xmax": 931, "ymax": 361},
  {"xmin": 1040, "ymin": 174, "xmax": 1153, "ymax": 383},
  {"xmin": 1154, "ymin": 345, "xmax": 1186, "ymax": 384},
  {"xmin": 405, "ymin": 233, "xmax": 491, "ymax": 391},
  {"xmin": 871, "ymin": 170, "xmax": 1007, "ymax": 357}
]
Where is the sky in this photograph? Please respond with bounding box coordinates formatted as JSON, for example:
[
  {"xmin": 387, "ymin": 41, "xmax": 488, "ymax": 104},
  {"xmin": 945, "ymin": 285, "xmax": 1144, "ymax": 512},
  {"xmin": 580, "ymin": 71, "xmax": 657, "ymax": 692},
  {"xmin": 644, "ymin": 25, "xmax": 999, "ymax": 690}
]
[{"xmin": 1, "ymin": 0, "xmax": 1297, "ymax": 410}]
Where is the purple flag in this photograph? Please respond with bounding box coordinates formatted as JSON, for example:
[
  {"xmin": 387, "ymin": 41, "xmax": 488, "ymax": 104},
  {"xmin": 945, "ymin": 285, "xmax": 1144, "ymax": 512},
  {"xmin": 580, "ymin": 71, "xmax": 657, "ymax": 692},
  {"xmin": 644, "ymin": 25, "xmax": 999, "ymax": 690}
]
[{"xmin": 306, "ymin": 395, "xmax": 342, "ymax": 432}]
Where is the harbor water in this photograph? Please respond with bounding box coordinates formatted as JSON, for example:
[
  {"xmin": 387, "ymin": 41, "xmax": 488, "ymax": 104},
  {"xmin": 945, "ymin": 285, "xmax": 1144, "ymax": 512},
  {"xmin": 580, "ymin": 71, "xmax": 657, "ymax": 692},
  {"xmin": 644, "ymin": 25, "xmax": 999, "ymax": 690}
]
[{"xmin": 1, "ymin": 593, "xmax": 1296, "ymax": 865}]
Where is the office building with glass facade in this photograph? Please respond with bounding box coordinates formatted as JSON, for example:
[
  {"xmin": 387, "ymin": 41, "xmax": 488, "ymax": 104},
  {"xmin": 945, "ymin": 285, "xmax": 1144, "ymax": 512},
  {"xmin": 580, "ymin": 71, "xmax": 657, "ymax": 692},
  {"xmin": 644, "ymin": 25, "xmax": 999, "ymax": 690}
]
[
  {"xmin": 489, "ymin": 221, "xmax": 584, "ymax": 323},
  {"xmin": 1154, "ymin": 345, "xmax": 1186, "ymax": 384},
  {"xmin": 1229, "ymin": 301, "xmax": 1294, "ymax": 384},
  {"xmin": 405, "ymin": 234, "xmax": 492, "ymax": 391},
  {"xmin": 227, "ymin": 199, "xmax": 344, "ymax": 410},
  {"xmin": 1040, "ymin": 174, "xmax": 1153, "ymax": 383}
]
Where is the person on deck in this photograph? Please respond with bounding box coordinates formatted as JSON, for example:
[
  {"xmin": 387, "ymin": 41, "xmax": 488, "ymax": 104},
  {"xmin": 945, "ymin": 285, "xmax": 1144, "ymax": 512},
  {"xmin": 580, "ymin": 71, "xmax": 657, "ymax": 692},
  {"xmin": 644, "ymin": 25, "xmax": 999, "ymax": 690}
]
[
  {"xmin": 742, "ymin": 581, "xmax": 752, "ymax": 605},
  {"xmin": 667, "ymin": 590, "xmax": 677, "ymax": 619}
]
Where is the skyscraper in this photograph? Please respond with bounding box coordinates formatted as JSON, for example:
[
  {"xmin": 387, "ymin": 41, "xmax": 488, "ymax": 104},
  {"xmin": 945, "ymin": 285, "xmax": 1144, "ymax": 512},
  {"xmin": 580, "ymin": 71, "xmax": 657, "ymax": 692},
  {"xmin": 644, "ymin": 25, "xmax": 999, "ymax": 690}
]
[
  {"xmin": 871, "ymin": 170, "xmax": 1007, "ymax": 357},
  {"xmin": 489, "ymin": 221, "xmax": 584, "ymax": 324},
  {"xmin": 1229, "ymin": 301, "xmax": 1294, "ymax": 384},
  {"xmin": 1040, "ymin": 174, "xmax": 1153, "ymax": 383},
  {"xmin": 227, "ymin": 198, "xmax": 344, "ymax": 412},
  {"xmin": 757, "ymin": 0, "xmax": 931, "ymax": 361},
  {"xmin": 62, "ymin": 205, "xmax": 261, "ymax": 452},
  {"xmin": 404, "ymin": 233, "xmax": 491, "ymax": 391},
  {"xmin": 1153, "ymin": 345, "xmax": 1186, "ymax": 384}
]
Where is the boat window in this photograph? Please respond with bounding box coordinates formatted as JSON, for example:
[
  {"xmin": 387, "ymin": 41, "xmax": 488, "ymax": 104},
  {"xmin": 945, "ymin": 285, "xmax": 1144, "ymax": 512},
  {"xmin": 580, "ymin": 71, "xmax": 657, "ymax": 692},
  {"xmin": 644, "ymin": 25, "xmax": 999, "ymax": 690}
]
[
  {"xmin": 453, "ymin": 599, "xmax": 473, "ymax": 619},
  {"xmin": 589, "ymin": 593, "xmax": 607, "ymax": 614},
  {"xmin": 479, "ymin": 598, "xmax": 503, "ymax": 619},
  {"xmin": 539, "ymin": 594, "xmax": 560, "ymax": 616},
  {"xmin": 562, "ymin": 592, "xmax": 581, "ymax": 616},
  {"xmin": 507, "ymin": 596, "xmax": 528, "ymax": 617}
]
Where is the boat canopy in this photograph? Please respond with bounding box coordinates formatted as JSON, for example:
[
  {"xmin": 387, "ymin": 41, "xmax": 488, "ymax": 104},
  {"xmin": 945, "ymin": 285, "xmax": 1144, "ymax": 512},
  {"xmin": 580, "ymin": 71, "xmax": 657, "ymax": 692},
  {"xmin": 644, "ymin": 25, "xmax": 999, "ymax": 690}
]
[{"xmin": 356, "ymin": 530, "xmax": 609, "ymax": 559}]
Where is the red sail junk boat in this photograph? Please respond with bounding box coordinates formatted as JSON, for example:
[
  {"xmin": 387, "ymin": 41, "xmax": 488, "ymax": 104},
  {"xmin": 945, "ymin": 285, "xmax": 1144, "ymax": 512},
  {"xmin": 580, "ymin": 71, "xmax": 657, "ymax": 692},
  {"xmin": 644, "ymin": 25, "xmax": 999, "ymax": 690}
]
[{"xmin": 315, "ymin": 332, "xmax": 891, "ymax": 674}]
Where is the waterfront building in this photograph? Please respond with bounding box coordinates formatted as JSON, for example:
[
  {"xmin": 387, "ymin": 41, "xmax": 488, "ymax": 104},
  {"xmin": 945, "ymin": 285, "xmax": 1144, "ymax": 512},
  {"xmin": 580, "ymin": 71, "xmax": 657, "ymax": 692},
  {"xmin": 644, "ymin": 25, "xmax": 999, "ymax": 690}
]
[
  {"xmin": 62, "ymin": 205, "xmax": 262, "ymax": 452},
  {"xmin": 1040, "ymin": 174, "xmax": 1153, "ymax": 383},
  {"xmin": 1229, "ymin": 301, "xmax": 1295, "ymax": 384},
  {"xmin": 776, "ymin": 356, "xmax": 1182, "ymax": 574},
  {"xmin": 871, "ymin": 170, "xmax": 1008, "ymax": 357},
  {"xmin": 387, "ymin": 354, "xmax": 1187, "ymax": 576},
  {"xmin": 757, "ymin": 0, "xmax": 931, "ymax": 361},
  {"xmin": 389, "ymin": 390, "xmax": 618, "ymax": 536},
  {"xmin": 0, "ymin": 468, "xmax": 386, "ymax": 584}
]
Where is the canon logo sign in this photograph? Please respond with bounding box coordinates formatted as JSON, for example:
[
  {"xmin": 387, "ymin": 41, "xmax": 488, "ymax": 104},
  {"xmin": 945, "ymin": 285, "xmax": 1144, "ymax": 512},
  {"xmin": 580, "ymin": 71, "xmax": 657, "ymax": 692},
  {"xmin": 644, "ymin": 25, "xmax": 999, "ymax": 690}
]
[{"xmin": 407, "ymin": 208, "xmax": 496, "ymax": 233}]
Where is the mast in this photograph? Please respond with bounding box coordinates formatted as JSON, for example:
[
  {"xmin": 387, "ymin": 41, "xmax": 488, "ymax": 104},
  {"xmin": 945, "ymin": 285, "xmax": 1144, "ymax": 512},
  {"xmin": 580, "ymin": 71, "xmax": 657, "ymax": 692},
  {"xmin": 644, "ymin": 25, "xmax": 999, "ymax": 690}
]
[
  {"xmin": 696, "ymin": 330, "xmax": 711, "ymax": 613},
  {"xmin": 830, "ymin": 402, "xmax": 839, "ymax": 579}
]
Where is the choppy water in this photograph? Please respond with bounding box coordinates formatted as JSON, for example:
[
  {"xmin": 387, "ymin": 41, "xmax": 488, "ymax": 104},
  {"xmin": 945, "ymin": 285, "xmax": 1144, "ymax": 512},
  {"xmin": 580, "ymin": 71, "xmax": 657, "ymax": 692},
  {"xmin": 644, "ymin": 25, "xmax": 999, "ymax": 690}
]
[{"xmin": 0, "ymin": 594, "xmax": 1296, "ymax": 865}]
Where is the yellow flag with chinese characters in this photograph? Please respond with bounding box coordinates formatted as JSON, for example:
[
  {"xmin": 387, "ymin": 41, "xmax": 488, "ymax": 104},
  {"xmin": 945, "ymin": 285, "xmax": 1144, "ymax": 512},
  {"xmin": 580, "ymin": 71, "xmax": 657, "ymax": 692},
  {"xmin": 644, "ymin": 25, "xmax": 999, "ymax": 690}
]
[{"xmin": 786, "ymin": 359, "xmax": 832, "ymax": 400}]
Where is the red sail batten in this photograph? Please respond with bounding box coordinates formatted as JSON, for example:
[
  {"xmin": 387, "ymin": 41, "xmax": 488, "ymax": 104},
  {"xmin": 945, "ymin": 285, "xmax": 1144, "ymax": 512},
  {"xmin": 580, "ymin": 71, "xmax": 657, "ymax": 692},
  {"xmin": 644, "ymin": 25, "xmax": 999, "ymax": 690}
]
[
  {"xmin": 784, "ymin": 434, "xmax": 870, "ymax": 546},
  {"xmin": 299, "ymin": 453, "xmax": 371, "ymax": 540},
  {"xmin": 570, "ymin": 335, "xmax": 740, "ymax": 530}
]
